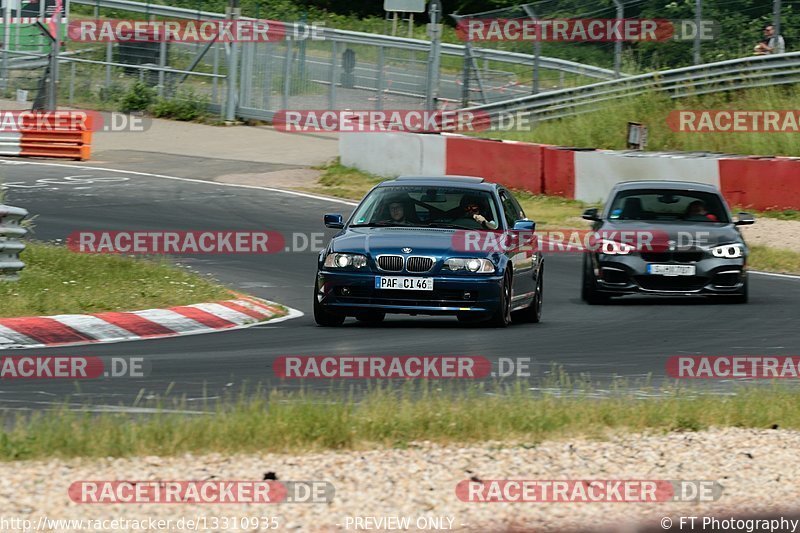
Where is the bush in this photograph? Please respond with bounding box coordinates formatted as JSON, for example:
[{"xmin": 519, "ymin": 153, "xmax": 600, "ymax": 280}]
[
  {"xmin": 119, "ymin": 81, "xmax": 155, "ymax": 112},
  {"xmin": 97, "ymin": 83, "xmax": 127, "ymax": 104},
  {"xmin": 151, "ymin": 92, "xmax": 207, "ymax": 121}
]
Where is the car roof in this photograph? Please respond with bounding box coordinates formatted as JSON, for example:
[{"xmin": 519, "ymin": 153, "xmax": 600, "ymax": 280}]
[
  {"xmin": 611, "ymin": 180, "xmax": 721, "ymax": 194},
  {"xmin": 379, "ymin": 175, "xmax": 497, "ymax": 191}
]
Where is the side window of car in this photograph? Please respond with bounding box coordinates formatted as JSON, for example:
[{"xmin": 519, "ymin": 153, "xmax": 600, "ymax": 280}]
[{"xmin": 499, "ymin": 191, "xmax": 520, "ymax": 227}]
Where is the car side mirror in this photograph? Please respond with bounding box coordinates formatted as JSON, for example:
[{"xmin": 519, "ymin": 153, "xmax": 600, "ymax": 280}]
[
  {"xmin": 324, "ymin": 213, "xmax": 344, "ymax": 229},
  {"xmin": 735, "ymin": 212, "xmax": 755, "ymax": 226},
  {"xmin": 582, "ymin": 208, "xmax": 600, "ymax": 221},
  {"xmin": 513, "ymin": 220, "xmax": 535, "ymax": 232}
]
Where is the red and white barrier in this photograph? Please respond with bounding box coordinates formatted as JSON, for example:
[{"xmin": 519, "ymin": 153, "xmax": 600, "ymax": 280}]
[{"xmin": 339, "ymin": 132, "xmax": 800, "ymax": 210}]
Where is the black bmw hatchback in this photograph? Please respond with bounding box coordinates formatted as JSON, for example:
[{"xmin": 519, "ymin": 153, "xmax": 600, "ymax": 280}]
[{"xmin": 581, "ymin": 181, "xmax": 755, "ymax": 304}]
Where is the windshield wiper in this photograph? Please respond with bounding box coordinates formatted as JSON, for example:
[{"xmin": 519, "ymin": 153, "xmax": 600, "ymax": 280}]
[
  {"xmin": 350, "ymin": 222, "xmax": 409, "ymax": 228},
  {"xmin": 421, "ymin": 222, "xmax": 476, "ymax": 230}
]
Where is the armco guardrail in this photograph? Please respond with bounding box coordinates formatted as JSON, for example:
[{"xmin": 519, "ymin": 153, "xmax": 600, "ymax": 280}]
[
  {"xmin": 70, "ymin": 0, "xmax": 620, "ymax": 82},
  {"xmin": 463, "ymin": 52, "xmax": 800, "ymax": 122},
  {"xmin": 0, "ymin": 204, "xmax": 28, "ymax": 282}
]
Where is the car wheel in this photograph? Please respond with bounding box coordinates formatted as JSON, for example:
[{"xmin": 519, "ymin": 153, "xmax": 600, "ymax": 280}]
[
  {"xmin": 723, "ymin": 276, "xmax": 748, "ymax": 304},
  {"xmin": 356, "ymin": 312, "xmax": 386, "ymax": 325},
  {"xmin": 313, "ymin": 280, "xmax": 346, "ymax": 326},
  {"xmin": 513, "ymin": 264, "xmax": 543, "ymax": 324},
  {"xmin": 581, "ymin": 254, "xmax": 609, "ymax": 305},
  {"xmin": 487, "ymin": 270, "xmax": 512, "ymax": 327}
]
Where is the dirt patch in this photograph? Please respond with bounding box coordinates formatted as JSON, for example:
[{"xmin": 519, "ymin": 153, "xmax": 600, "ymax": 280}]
[{"xmin": 215, "ymin": 168, "xmax": 322, "ymax": 189}]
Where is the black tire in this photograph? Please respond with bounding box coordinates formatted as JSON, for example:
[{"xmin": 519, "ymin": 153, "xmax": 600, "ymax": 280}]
[
  {"xmin": 356, "ymin": 312, "xmax": 386, "ymax": 324},
  {"xmin": 457, "ymin": 312, "xmax": 483, "ymax": 324},
  {"xmin": 313, "ymin": 280, "xmax": 346, "ymax": 326},
  {"xmin": 722, "ymin": 276, "xmax": 748, "ymax": 304},
  {"xmin": 513, "ymin": 264, "xmax": 543, "ymax": 324},
  {"xmin": 487, "ymin": 270, "xmax": 512, "ymax": 327},
  {"xmin": 581, "ymin": 254, "xmax": 609, "ymax": 305}
]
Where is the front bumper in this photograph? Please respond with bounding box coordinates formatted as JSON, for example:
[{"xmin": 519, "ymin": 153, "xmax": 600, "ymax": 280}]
[
  {"xmin": 590, "ymin": 253, "xmax": 747, "ymax": 296},
  {"xmin": 316, "ymin": 270, "xmax": 503, "ymax": 315}
]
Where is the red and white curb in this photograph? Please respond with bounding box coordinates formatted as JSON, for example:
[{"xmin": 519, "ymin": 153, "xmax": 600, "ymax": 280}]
[{"xmin": 0, "ymin": 295, "xmax": 301, "ymax": 350}]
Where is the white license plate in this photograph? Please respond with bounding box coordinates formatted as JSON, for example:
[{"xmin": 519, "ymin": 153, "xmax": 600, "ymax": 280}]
[
  {"xmin": 647, "ymin": 264, "xmax": 696, "ymax": 276},
  {"xmin": 375, "ymin": 276, "xmax": 434, "ymax": 291}
]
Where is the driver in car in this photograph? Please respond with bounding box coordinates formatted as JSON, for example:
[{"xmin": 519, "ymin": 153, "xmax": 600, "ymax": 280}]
[
  {"xmin": 685, "ymin": 200, "xmax": 719, "ymax": 222},
  {"xmin": 378, "ymin": 193, "xmax": 414, "ymax": 224},
  {"xmin": 457, "ymin": 195, "xmax": 499, "ymax": 230}
]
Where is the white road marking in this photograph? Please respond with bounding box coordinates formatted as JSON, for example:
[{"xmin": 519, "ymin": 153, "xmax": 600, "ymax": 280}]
[{"xmin": 0, "ymin": 159, "xmax": 359, "ymax": 206}]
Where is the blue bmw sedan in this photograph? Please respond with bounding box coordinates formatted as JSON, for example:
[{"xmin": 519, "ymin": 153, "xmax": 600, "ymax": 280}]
[{"xmin": 313, "ymin": 176, "xmax": 544, "ymax": 327}]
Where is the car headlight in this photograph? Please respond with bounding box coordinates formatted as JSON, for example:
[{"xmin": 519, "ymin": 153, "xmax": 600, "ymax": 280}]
[
  {"xmin": 444, "ymin": 258, "xmax": 495, "ymax": 273},
  {"xmin": 711, "ymin": 243, "xmax": 745, "ymax": 259},
  {"xmin": 323, "ymin": 252, "xmax": 368, "ymax": 269},
  {"xmin": 599, "ymin": 239, "xmax": 634, "ymax": 255}
]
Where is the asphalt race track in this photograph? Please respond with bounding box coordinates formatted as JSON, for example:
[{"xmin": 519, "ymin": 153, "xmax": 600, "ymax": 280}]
[{"xmin": 2, "ymin": 157, "xmax": 800, "ymax": 411}]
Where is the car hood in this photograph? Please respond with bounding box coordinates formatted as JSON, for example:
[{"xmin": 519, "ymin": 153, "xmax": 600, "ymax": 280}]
[
  {"xmin": 599, "ymin": 220, "xmax": 744, "ymax": 247},
  {"xmin": 332, "ymin": 227, "xmax": 485, "ymax": 257}
]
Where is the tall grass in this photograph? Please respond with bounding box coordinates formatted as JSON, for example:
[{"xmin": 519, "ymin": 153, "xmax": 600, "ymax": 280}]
[
  {"xmin": 1, "ymin": 381, "xmax": 798, "ymax": 461},
  {"xmin": 490, "ymin": 85, "xmax": 800, "ymax": 157}
]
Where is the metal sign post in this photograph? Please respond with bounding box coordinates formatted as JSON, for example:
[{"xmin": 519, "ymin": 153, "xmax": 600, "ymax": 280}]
[{"xmin": 424, "ymin": 0, "xmax": 441, "ymax": 110}]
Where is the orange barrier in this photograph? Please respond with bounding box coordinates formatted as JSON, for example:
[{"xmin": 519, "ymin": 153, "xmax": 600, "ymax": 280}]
[{"xmin": 0, "ymin": 112, "xmax": 93, "ymax": 161}]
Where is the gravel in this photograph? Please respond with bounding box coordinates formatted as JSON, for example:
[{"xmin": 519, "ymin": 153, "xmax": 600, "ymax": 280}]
[
  {"xmin": 741, "ymin": 218, "xmax": 800, "ymax": 254},
  {"xmin": 1, "ymin": 427, "xmax": 798, "ymax": 531}
]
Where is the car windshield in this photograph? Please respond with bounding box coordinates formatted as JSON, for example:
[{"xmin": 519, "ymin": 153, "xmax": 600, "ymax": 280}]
[
  {"xmin": 608, "ymin": 189, "xmax": 730, "ymax": 223},
  {"xmin": 350, "ymin": 185, "xmax": 501, "ymax": 230}
]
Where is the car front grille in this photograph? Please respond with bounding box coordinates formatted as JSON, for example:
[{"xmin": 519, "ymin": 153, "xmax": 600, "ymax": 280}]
[
  {"xmin": 377, "ymin": 255, "xmax": 404, "ymax": 272},
  {"xmin": 406, "ymin": 256, "xmax": 434, "ymax": 273}
]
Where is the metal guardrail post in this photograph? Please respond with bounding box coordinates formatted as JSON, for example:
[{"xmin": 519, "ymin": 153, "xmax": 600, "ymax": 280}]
[
  {"xmin": 522, "ymin": 5, "xmax": 541, "ymax": 94},
  {"xmin": 329, "ymin": 40, "xmax": 337, "ymax": 109},
  {"xmin": 694, "ymin": 0, "xmax": 702, "ymax": 65},
  {"xmin": 613, "ymin": 0, "xmax": 623, "ymax": 78},
  {"xmin": 106, "ymin": 41, "xmax": 113, "ymax": 89},
  {"xmin": 376, "ymin": 45, "xmax": 385, "ymax": 111},
  {"xmin": 425, "ymin": 0, "xmax": 442, "ymax": 110},
  {"xmin": 224, "ymin": 3, "xmax": 241, "ymax": 121},
  {"xmin": 0, "ymin": 204, "xmax": 29, "ymax": 282}
]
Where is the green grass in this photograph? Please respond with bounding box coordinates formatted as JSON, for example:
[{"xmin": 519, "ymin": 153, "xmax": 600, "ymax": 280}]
[
  {"xmin": 749, "ymin": 246, "xmax": 800, "ymax": 275},
  {"xmin": 487, "ymin": 86, "xmax": 800, "ymax": 157},
  {"xmin": 0, "ymin": 242, "xmax": 233, "ymax": 318},
  {"xmin": 1, "ymin": 382, "xmax": 798, "ymax": 461}
]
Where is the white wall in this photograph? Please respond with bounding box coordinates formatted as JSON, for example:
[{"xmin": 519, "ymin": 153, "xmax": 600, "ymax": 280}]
[
  {"xmin": 574, "ymin": 151, "xmax": 722, "ymax": 202},
  {"xmin": 339, "ymin": 132, "xmax": 446, "ymax": 177}
]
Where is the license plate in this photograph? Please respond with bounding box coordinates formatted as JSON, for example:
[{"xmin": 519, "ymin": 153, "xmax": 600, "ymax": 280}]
[
  {"xmin": 647, "ymin": 264, "xmax": 696, "ymax": 276},
  {"xmin": 375, "ymin": 276, "xmax": 434, "ymax": 291}
]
